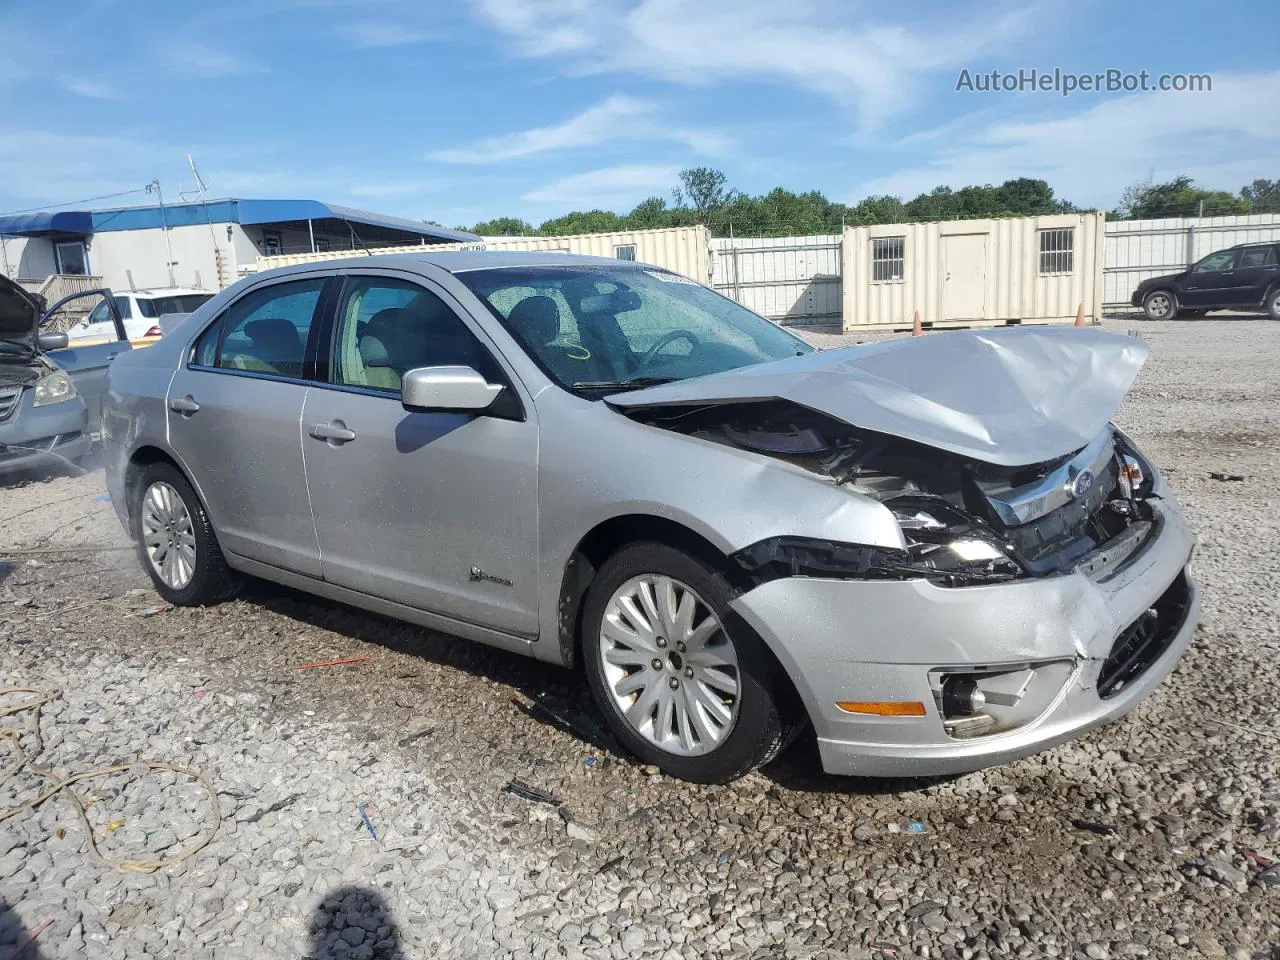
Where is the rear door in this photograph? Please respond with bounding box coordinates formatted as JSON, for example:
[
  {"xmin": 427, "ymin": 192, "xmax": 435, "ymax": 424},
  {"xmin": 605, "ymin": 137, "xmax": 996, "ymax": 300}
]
[
  {"xmin": 1228, "ymin": 245, "xmax": 1280, "ymax": 306},
  {"xmin": 165, "ymin": 272, "xmax": 334, "ymax": 576},
  {"xmin": 1179, "ymin": 249, "xmax": 1239, "ymax": 307},
  {"xmin": 41, "ymin": 289, "xmax": 132, "ymax": 434}
]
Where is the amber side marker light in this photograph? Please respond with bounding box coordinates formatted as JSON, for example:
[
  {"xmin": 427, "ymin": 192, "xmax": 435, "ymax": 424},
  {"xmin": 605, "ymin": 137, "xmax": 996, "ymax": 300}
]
[{"xmin": 836, "ymin": 700, "xmax": 927, "ymax": 717}]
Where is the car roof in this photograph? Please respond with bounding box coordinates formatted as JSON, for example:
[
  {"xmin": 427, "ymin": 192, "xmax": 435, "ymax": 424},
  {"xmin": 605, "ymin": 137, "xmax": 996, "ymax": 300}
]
[
  {"xmin": 251, "ymin": 249, "xmax": 652, "ymax": 280},
  {"xmin": 129, "ymin": 288, "xmax": 216, "ymax": 297}
]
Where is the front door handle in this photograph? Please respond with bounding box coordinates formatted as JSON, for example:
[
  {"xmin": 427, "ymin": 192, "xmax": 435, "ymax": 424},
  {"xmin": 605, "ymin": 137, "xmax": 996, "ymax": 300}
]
[
  {"xmin": 169, "ymin": 395, "xmax": 200, "ymax": 415},
  {"xmin": 310, "ymin": 421, "xmax": 357, "ymax": 443}
]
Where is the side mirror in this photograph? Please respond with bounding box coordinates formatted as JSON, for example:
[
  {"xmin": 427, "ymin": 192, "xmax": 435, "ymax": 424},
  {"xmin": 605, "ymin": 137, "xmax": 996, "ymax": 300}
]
[
  {"xmin": 37, "ymin": 331, "xmax": 69, "ymax": 351},
  {"xmin": 401, "ymin": 366, "xmax": 504, "ymax": 413}
]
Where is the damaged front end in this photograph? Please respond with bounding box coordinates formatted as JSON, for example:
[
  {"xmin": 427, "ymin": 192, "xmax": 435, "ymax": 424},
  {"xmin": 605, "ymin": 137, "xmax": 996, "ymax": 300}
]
[{"xmin": 621, "ymin": 399, "xmax": 1160, "ymax": 589}]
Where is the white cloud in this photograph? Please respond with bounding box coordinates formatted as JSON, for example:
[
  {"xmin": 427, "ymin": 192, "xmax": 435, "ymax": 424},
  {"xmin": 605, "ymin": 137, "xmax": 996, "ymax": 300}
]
[
  {"xmin": 472, "ymin": 0, "xmax": 1036, "ymax": 130},
  {"xmin": 58, "ymin": 74, "xmax": 120, "ymax": 100},
  {"xmin": 855, "ymin": 70, "xmax": 1280, "ymax": 208},
  {"xmin": 163, "ymin": 43, "xmax": 267, "ymax": 78},
  {"xmin": 431, "ymin": 95, "xmax": 726, "ymax": 164},
  {"xmin": 345, "ymin": 20, "xmax": 435, "ymax": 48},
  {"xmin": 523, "ymin": 163, "xmax": 681, "ymax": 206}
]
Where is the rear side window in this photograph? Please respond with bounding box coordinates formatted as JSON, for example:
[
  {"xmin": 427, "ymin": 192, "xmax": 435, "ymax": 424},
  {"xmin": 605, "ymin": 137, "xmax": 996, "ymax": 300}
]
[
  {"xmin": 193, "ymin": 279, "xmax": 324, "ymax": 378},
  {"xmin": 1239, "ymin": 247, "xmax": 1278, "ymax": 268}
]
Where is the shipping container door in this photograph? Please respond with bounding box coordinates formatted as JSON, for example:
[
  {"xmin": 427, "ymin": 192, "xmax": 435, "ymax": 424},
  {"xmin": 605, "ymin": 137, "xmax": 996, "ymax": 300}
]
[{"xmin": 941, "ymin": 234, "xmax": 988, "ymax": 320}]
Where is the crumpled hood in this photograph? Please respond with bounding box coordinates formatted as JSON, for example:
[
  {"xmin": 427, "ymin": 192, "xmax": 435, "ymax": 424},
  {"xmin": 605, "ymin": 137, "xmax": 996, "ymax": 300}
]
[{"xmin": 608, "ymin": 326, "xmax": 1148, "ymax": 466}]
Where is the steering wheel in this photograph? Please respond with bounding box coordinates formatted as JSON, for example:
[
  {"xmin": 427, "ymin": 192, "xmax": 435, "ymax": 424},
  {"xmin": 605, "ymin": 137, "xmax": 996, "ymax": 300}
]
[{"xmin": 639, "ymin": 329, "xmax": 700, "ymax": 368}]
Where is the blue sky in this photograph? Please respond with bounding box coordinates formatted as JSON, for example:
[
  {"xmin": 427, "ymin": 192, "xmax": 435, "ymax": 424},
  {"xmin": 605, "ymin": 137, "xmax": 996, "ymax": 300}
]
[{"xmin": 1, "ymin": 0, "xmax": 1276, "ymax": 227}]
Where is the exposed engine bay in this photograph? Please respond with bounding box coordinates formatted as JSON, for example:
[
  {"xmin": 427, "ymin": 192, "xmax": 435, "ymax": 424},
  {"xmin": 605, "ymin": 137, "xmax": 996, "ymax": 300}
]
[{"xmin": 623, "ymin": 399, "xmax": 1158, "ymax": 586}]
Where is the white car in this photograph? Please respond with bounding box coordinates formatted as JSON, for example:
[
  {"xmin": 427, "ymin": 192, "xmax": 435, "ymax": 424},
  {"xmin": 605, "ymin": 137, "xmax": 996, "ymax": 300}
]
[{"xmin": 68, "ymin": 288, "xmax": 216, "ymax": 344}]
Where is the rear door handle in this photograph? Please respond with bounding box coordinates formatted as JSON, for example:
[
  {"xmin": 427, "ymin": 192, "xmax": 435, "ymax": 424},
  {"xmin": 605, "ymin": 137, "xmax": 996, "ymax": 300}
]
[
  {"xmin": 169, "ymin": 396, "xmax": 200, "ymax": 415},
  {"xmin": 310, "ymin": 421, "xmax": 357, "ymax": 443}
]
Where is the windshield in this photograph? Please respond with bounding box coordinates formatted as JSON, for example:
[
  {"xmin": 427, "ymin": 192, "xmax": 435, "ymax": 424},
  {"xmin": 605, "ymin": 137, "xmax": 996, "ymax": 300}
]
[{"xmin": 458, "ymin": 266, "xmax": 812, "ymax": 392}]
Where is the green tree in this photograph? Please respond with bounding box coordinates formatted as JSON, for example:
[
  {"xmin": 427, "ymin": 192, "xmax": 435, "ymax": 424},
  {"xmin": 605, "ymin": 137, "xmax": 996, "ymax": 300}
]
[
  {"xmin": 676, "ymin": 167, "xmax": 734, "ymax": 221},
  {"xmin": 470, "ymin": 216, "xmax": 535, "ymax": 236},
  {"xmin": 849, "ymin": 195, "xmax": 907, "ymax": 225},
  {"xmin": 1240, "ymin": 178, "xmax": 1280, "ymax": 214},
  {"xmin": 1116, "ymin": 176, "xmax": 1250, "ymax": 219},
  {"xmin": 536, "ymin": 209, "xmax": 627, "ymax": 235},
  {"xmin": 626, "ymin": 196, "xmax": 673, "ymax": 229}
]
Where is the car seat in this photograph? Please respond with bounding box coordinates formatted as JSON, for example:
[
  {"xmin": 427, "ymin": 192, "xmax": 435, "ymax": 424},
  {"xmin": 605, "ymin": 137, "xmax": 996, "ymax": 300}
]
[
  {"xmin": 230, "ymin": 317, "xmax": 303, "ymax": 376},
  {"xmin": 506, "ymin": 296, "xmax": 588, "ymax": 383}
]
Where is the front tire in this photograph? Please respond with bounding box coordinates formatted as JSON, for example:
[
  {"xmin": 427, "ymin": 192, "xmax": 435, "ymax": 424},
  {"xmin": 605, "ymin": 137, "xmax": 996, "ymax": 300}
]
[
  {"xmin": 1267, "ymin": 287, "xmax": 1280, "ymax": 320},
  {"xmin": 1143, "ymin": 289, "xmax": 1178, "ymax": 321},
  {"xmin": 581, "ymin": 543, "xmax": 795, "ymax": 783},
  {"xmin": 133, "ymin": 462, "xmax": 238, "ymax": 606}
]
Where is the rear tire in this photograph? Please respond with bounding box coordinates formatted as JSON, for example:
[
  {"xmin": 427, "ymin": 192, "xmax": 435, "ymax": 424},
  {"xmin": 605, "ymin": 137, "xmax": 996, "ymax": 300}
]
[
  {"xmin": 1267, "ymin": 287, "xmax": 1280, "ymax": 320},
  {"xmin": 132, "ymin": 462, "xmax": 239, "ymax": 606},
  {"xmin": 1143, "ymin": 290, "xmax": 1178, "ymax": 321},
  {"xmin": 581, "ymin": 542, "xmax": 797, "ymax": 783}
]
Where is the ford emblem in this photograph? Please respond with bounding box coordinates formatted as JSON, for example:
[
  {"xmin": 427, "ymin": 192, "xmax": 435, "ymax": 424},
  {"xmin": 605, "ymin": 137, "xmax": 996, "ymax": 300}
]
[{"xmin": 1069, "ymin": 469, "xmax": 1095, "ymax": 499}]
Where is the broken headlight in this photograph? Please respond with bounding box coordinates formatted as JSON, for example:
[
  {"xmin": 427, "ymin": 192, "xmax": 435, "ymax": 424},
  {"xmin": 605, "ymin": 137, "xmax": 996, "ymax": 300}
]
[
  {"xmin": 734, "ymin": 500, "xmax": 1024, "ymax": 588},
  {"xmin": 886, "ymin": 497, "xmax": 1023, "ymax": 585}
]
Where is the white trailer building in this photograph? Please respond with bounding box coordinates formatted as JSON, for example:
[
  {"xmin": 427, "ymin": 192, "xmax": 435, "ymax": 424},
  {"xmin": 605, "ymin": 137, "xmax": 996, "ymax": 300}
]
[{"xmin": 0, "ymin": 199, "xmax": 478, "ymax": 307}]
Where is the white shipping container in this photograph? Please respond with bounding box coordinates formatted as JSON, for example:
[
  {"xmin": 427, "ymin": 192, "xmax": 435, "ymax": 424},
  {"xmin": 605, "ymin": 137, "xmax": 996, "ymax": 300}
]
[{"xmin": 842, "ymin": 213, "xmax": 1106, "ymax": 331}]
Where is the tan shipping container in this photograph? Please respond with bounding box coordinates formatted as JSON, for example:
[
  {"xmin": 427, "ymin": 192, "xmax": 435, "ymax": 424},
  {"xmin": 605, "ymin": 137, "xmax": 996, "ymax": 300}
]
[{"xmin": 842, "ymin": 212, "xmax": 1106, "ymax": 332}]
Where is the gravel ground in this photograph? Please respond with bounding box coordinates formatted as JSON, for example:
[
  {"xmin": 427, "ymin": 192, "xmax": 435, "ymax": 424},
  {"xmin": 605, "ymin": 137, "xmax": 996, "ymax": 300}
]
[{"xmin": 1, "ymin": 316, "xmax": 1277, "ymax": 960}]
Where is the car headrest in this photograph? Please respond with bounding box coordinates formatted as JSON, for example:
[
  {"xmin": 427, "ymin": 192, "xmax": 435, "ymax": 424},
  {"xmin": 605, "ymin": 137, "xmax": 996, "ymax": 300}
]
[
  {"xmin": 243, "ymin": 318, "xmax": 302, "ymax": 358},
  {"xmin": 507, "ymin": 296, "xmax": 560, "ymax": 346},
  {"xmin": 358, "ymin": 334, "xmax": 390, "ymax": 367}
]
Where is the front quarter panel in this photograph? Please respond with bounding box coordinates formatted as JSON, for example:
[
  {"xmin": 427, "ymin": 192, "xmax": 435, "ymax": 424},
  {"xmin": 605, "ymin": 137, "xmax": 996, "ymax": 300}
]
[{"xmin": 533, "ymin": 390, "xmax": 904, "ymax": 661}]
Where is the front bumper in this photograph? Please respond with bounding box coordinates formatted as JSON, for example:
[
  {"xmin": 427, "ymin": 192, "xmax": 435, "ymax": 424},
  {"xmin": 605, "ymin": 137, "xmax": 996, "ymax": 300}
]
[
  {"xmin": 0, "ymin": 391, "xmax": 91, "ymax": 475},
  {"xmin": 730, "ymin": 497, "xmax": 1198, "ymax": 777}
]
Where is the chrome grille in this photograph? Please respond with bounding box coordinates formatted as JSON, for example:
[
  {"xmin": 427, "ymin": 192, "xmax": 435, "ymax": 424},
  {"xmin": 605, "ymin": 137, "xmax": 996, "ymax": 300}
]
[{"xmin": 0, "ymin": 386, "xmax": 22, "ymax": 422}]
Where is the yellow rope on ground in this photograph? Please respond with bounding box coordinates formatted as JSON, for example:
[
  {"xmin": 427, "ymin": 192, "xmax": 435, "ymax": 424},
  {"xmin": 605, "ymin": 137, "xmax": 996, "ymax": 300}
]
[{"xmin": 0, "ymin": 655, "xmax": 221, "ymax": 874}]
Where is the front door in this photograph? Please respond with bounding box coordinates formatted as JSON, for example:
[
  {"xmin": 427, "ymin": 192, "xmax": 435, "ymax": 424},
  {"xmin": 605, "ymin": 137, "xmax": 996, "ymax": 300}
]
[
  {"xmin": 1180, "ymin": 249, "xmax": 1238, "ymax": 306},
  {"xmin": 41, "ymin": 289, "xmax": 131, "ymax": 433},
  {"xmin": 941, "ymin": 234, "xmax": 987, "ymax": 321},
  {"xmin": 166, "ymin": 274, "xmax": 330, "ymax": 576},
  {"xmin": 301, "ymin": 272, "xmax": 539, "ymax": 637}
]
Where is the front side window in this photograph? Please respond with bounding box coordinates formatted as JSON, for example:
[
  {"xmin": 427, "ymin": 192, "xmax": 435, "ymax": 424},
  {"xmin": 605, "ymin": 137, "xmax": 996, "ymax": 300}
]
[
  {"xmin": 196, "ymin": 278, "xmax": 324, "ymax": 377},
  {"xmin": 459, "ymin": 266, "xmax": 811, "ymax": 392},
  {"xmin": 332, "ymin": 276, "xmax": 503, "ymax": 394},
  {"xmin": 1194, "ymin": 250, "xmax": 1236, "ymax": 273}
]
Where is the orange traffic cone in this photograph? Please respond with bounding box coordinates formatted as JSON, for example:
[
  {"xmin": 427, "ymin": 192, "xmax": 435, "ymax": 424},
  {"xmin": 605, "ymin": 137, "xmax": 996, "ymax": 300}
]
[
  {"xmin": 1074, "ymin": 303, "xmax": 1087, "ymax": 327},
  {"xmin": 912, "ymin": 309, "xmax": 923, "ymax": 336}
]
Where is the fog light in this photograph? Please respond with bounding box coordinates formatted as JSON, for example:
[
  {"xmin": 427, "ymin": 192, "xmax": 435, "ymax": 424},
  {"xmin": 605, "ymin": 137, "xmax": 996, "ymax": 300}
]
[{"xmin": 940, "ymin": 676, "xmax": 986, "ymax": 718}]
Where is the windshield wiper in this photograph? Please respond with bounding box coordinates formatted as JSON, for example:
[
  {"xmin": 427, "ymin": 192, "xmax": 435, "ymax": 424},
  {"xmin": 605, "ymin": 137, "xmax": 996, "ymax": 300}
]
[{"xmin": 570, "ymin": 376, "xmax": 679, "ymax": 393}]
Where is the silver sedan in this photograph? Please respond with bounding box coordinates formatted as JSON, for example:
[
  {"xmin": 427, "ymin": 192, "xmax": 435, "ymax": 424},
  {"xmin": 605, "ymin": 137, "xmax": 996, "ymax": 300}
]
[{"xmin": 102, "ymin": 252, "xmax": 1198, "ymax": 783}]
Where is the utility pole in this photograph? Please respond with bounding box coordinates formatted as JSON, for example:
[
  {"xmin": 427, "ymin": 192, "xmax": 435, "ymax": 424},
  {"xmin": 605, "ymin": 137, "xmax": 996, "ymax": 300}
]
[{"xmin": 147, "ymin": 179, "xmax": 177, "ymax": 287}]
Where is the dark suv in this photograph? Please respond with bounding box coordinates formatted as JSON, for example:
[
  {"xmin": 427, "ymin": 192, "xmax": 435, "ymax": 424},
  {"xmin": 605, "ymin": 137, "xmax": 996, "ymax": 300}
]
[{"xmin": 1132, "ymin": 242, "xmax": 1280, "ymax": 320}]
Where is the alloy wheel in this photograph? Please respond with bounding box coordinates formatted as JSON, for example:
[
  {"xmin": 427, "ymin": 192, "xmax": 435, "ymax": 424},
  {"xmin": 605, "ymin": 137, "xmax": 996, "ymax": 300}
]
[
  {"xmin": 598, "ymin": 574, "xmax": 740, "ymax": 757},
  {"xmin": 1147, "ymin": 293, "xmax": 1172, "ymax": 319},
  {"xmin": 141, "ymin": 481, "xmax": 197, "ymax": 590}
]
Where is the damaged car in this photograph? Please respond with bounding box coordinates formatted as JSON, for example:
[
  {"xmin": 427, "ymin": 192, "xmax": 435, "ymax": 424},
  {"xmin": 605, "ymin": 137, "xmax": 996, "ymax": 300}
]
[
  {"xmin": 1, "ymin": 276, "xmax": 130, "ymax": 475},
  {"xmin": 101, "ymin": 253, "xmax": 1198, "ymax": 783}
]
